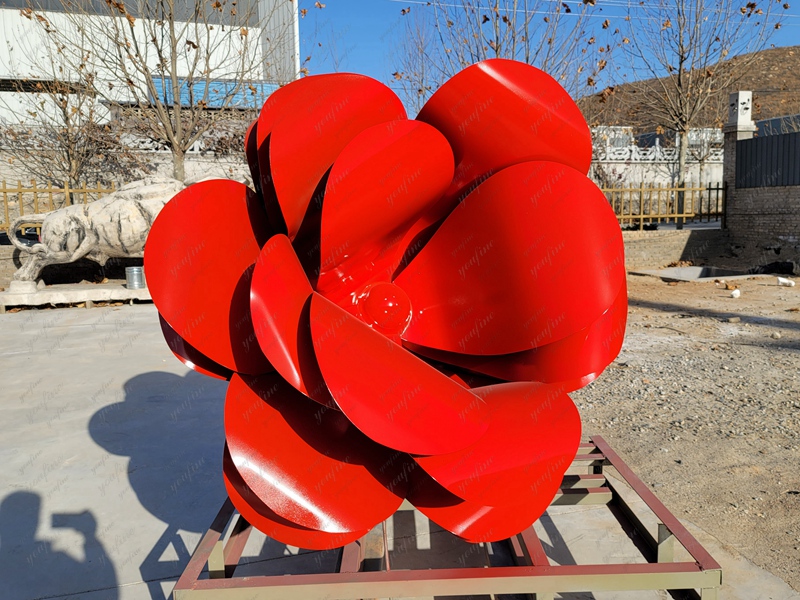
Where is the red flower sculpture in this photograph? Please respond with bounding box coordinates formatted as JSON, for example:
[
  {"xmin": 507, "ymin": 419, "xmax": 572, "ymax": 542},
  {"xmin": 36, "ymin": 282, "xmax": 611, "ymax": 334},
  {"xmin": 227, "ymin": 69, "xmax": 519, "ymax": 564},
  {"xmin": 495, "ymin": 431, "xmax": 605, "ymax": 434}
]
[{"xmin": 145, "ymin": 59, "xmax": 627, "ymax": 550}]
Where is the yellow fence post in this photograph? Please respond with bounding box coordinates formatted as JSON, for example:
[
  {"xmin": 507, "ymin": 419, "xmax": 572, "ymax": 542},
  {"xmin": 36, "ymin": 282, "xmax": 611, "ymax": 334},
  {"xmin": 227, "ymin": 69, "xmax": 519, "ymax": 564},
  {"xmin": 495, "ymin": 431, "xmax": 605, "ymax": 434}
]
[
  {"xmin": 17, "ymin": 180, "xmax": 23, "ymax": 221},
  {"xmin": 639, "ymin": 182, "xmax": 645, "ymax": 231},
  {"xmin": 2, "ymin": 181, "xmax": 8, "ymax": 237}
]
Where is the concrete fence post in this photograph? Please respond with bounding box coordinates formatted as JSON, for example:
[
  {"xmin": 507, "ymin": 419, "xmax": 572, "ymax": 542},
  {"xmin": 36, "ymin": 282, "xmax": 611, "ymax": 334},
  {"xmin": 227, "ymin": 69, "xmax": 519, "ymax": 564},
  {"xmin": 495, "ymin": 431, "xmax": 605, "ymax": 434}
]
[{"xmin": 722, "ymin": 91, "xmax": 757, "ymax": 230}]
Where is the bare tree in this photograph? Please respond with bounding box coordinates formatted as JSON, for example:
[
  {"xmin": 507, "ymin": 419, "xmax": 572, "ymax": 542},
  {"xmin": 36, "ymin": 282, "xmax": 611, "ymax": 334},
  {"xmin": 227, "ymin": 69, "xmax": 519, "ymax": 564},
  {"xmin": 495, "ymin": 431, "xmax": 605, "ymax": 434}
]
[
  {"xmin": 621, "ymin": 0, "xmax": 785, "ymax": 225},
  {"xmin": 0, "ymin": 16, "xmax": 147, "ymax": 189},
  {"xmin": 25, "ymin": 0, "xmax": 302, "ymax": 181},
  {"xmin": 391, "ymin": 8, "xmax": 436, "ymax": 115},
  {"xmin": 392, "ymin": 0, "xmax": 617, "ymax": 114}
]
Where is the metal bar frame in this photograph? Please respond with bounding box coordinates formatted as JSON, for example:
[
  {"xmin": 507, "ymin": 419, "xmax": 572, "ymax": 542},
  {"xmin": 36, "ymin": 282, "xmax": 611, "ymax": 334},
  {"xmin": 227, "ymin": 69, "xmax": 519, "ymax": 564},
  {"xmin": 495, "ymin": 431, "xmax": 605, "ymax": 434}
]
[{"xmin": 171, "ymin": 436, "xmax": 722, "ymax": 600}]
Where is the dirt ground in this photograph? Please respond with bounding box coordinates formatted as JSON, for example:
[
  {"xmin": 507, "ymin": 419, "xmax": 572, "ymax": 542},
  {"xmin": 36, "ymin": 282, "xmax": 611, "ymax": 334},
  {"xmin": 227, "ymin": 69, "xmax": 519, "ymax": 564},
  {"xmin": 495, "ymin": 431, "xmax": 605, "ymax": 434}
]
[{"xmin": 573, "ymin": 273, "xmax": 800, "ymax": 591}]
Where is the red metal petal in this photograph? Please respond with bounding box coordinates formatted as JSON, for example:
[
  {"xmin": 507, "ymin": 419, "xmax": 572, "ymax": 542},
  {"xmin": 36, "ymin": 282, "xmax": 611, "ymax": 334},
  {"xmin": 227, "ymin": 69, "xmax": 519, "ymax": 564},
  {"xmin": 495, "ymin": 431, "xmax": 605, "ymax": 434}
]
[
  {"xmin": 415, "ymin": 58, "xmax": 592, "ymax": 224},
  {"xmin": 414, "ymin": 382, "xmax": 580, "ymax": 508},
  {"xmin": 225, "ymin": 373, "xmax": 409, "ymax": 533},
  {"xmin": 268, "ymin": 74, "xmax": 406, "ymax": 238},
  {"xmin": 158, "ymin": 313, "xmax": 232, "ymax": 381},
  {"xmin": 314, "ymin": 120, "xmax": 454, "ymax": 304},
  {"xmin": 309, "ymin": 293, "xmax": 489, "ymax": 455},
  {"xmin": 403, "ymin": 283, "xmax": 628, "ymax": 392},
  {"xmin": 395, "ymin": 161, "xmax": 625, "ymax": 355},
  {"xmin": 223, "ymin": 445, "xmax": 370, "ymax": 550},
  {"xmin": 145, "ymin": 180, "xmax": 273, "ymax": 374},
  {"xmin": 256, "ymin": 83, "xmax": 305, "ymax": 232},
  {"xmin": 408, "ymin": 467, "xmax": 549, "ymax": 543},
  {"xmin": 250, "ymin": 234, "xmax": 332, "ymax": 405}
]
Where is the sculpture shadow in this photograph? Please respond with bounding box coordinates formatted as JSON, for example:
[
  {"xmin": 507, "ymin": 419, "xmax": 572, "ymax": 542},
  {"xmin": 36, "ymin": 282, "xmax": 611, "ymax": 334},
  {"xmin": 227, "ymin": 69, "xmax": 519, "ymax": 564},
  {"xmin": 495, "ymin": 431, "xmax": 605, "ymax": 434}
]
[
  {"xmin": 0, "ymin": 491, "xmax": 118, "ymax": 600},
  {"xmin": 89, "ymin": 369, "xmax": 228, "ymax": 600}
]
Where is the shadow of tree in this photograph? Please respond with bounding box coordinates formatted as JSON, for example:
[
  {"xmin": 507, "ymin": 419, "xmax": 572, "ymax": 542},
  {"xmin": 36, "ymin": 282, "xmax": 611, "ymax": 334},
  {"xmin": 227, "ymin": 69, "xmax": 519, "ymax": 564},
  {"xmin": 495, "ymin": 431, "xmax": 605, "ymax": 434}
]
[{"xmin": 89, "ymin": 369, "xmax": 228, "ymax": 600}]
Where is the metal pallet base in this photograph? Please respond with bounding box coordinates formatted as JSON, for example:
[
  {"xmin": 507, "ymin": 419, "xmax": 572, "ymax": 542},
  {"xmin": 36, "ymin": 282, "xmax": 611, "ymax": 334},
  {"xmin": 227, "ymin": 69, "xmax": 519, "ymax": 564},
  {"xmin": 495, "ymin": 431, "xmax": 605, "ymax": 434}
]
[{"xmin": 171, "ymin": 436, "xmax": 721, "ymax": 599}]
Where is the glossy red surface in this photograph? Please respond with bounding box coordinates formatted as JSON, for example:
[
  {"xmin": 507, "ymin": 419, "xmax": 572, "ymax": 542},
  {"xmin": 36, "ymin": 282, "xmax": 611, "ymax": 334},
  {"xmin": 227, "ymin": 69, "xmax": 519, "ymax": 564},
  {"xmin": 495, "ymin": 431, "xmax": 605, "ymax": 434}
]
[
  {"xmin": 250, "ymin": 234, "xmax": 332, "ymax": 405},
  {"xmin": 145, "ymin": 180, "xmax": 272, "ymax": 374},
  {"xmin": 395, "ymin": 161, "xmax": 625, "ymax": 355},
  {"xmin": 158, "ymin": 314, "xmax": 232, "ymax": 381},
  {"xmin": 145, "ymin": 60, "xmax": 628, "ymax": 549},
  {"xmin": 223, "ymin": 445, "xmax": 370, "ymax": 550},
  {"xmin": 414, "ymin": 382, "xmax": 580, "ymax": 507},
  {"xmin": 357, "ymin": 282, "xmax": 413, "ymax": 339},
  {"xmin": 416, "ymin": 58, "xmax": 592, "ymax": 222},
  {"xmin": 255, "ymin": 82, "xmax": 304, "ymax": 231},
  {"xmin": 309, "ymin": 293, "xmax": 489, "ymax": 455},
  {"xmin": 267, "ymin": 74, "xmax": 406, "ymax": 238},
  {"xmin": 315, "ymin": 120, "xmax": 453, "ymax": 303},
  {"xmin": 225, "ymin": 373, "xmax": 408, "ymax": 533},
  {"xmin": 403, "ymin": 284, "xmax": 628, "ymax": 391},
  {"xmin": 408, "ymin": 468, "xmax": 549, "ymax": 543}
]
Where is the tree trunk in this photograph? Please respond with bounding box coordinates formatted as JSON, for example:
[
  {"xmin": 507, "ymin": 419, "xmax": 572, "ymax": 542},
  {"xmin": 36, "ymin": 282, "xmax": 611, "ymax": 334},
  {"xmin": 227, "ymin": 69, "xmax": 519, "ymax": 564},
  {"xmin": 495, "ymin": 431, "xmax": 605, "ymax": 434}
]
[
  {"xmin": 698, "ymin": 159, "xmax": 706, "ymax": 222},
  {"xmin": 676, "ymin": 130, "xmax": 688, "ymax": 230},
  {"xmin": 173, "ymin": 149, "xmax": 186, "ymax": 181}
]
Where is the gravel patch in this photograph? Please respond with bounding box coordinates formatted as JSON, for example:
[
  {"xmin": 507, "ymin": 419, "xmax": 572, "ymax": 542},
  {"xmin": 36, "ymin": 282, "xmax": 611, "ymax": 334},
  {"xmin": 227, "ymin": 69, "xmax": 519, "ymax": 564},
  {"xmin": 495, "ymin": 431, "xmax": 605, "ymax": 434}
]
[{"xmin": 573, "ymin": 274, "xmax": 800, "ymax": 590}]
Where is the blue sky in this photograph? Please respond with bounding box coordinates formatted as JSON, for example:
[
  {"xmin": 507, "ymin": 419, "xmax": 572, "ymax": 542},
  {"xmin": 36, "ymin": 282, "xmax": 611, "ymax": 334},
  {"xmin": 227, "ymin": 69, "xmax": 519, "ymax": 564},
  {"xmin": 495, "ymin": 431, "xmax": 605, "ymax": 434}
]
[
  {"xmin": 299, "ymin": 0, "xmax": 800, "ymax": 87},
  {"xmin": 299, "ymin": 1, "xmax": 406, "ymax": 84}
]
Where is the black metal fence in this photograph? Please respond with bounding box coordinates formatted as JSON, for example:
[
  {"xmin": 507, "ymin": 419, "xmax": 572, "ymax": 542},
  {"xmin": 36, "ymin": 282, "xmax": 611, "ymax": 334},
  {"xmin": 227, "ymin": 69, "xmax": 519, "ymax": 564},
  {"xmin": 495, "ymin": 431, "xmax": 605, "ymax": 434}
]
[{"xmin": 736, "ymin": 131, "xmax": 800, "ymax": 188}]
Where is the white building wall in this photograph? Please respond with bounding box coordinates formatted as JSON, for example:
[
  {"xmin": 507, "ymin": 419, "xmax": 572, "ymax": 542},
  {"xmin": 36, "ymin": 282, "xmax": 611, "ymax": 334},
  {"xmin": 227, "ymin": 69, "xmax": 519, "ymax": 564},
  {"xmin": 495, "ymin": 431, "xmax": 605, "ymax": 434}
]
[{"xmin": 0, "ymin": 1, "xmax": 298, "ymax": 123}]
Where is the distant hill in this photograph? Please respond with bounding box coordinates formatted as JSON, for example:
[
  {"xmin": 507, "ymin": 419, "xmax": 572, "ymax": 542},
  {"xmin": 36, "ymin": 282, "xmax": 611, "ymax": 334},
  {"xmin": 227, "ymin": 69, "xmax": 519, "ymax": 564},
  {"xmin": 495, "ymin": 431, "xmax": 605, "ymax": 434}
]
[{"xmin": 580, "ymin": 45, "xmax": 800, "ymax": 133}]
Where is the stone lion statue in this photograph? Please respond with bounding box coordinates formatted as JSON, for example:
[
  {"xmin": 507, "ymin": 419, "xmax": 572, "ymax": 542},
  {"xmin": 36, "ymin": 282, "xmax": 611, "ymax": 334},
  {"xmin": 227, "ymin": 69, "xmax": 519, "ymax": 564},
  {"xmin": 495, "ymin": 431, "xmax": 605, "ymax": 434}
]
[{"xmin": 9, "ymin": 178, "xmax": 185, "ymax": 282}]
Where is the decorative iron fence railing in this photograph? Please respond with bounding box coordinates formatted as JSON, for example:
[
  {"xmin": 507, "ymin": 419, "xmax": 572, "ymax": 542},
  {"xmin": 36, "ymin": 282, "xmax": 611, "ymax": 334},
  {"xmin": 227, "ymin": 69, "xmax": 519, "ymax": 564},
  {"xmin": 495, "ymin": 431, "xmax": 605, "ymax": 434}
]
[
  {"xmin": 602, "ymin": 182, "xmax": 725, "ymax": 229},
  {"xmin": 0, "ymin": 180, "xmax": 118, "ymax": 238}
]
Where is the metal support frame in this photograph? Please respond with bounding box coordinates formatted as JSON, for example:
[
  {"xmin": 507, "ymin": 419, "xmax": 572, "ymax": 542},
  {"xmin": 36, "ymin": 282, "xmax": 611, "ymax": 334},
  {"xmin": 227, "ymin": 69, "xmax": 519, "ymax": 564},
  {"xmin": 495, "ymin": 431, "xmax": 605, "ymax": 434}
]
[{"xmin": 172, "ymin": 436, "xmax": 722, "ymax": 599}]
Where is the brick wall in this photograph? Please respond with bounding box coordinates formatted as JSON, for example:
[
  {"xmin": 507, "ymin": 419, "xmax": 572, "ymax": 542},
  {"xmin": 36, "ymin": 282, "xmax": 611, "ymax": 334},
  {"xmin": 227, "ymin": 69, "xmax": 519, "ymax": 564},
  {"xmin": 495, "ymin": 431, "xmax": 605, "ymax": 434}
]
[
  {"xmin": 723, "ymin": 128, "xmax": 800, "ymax": 261},
  {"xmin": 622, "ymin": 229, "xmax": 729, "ymax": 269},
  {"xmin": 726, "ymin": 185, "xmax": 800, "ymax": 251}
]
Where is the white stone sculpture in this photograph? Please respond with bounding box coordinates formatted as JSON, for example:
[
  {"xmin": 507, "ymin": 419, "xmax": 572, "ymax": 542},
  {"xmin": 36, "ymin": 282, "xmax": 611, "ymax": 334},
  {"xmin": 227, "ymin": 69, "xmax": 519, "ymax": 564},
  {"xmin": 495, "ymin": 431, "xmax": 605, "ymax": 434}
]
[{"xmin": 9, "ymin": 178, "xmax": 185, "ymax": 282}]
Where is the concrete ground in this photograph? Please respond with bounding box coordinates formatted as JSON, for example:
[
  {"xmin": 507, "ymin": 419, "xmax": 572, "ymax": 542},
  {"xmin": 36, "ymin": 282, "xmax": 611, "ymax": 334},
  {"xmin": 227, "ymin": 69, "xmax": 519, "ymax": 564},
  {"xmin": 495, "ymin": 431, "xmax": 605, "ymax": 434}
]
[{"xmin": 1, "ymin": 303, "xmax": 798, "ymax": 600}]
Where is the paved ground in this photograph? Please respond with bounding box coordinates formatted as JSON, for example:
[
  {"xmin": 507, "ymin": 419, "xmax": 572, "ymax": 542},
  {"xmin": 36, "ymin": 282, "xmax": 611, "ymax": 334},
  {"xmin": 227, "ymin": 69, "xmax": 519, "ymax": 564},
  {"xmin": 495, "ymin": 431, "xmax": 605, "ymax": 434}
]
[{"xmin": 1, "ymin": 302, "xmax": 798, "ymax": 599}]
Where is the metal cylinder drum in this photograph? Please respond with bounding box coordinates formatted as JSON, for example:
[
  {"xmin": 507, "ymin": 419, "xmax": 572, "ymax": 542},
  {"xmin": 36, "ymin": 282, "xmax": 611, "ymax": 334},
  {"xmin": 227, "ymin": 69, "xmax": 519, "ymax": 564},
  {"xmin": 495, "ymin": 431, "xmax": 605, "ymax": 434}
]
[{"xmin": 125, "ymin": 266, "xmax": 146, "ymax": 289}]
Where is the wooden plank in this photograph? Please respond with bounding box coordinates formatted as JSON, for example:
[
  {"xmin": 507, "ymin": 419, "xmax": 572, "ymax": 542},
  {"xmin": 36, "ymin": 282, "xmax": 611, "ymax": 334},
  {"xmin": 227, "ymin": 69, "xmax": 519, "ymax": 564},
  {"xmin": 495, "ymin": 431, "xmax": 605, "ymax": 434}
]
[{"xmin": 32, "ymin": 180, "xmax": 39, "ymax": 214}]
